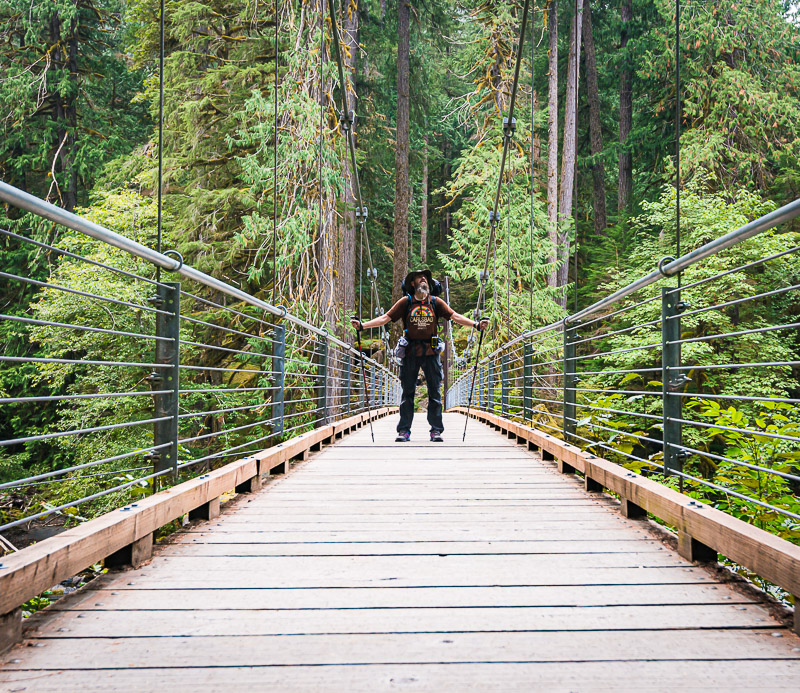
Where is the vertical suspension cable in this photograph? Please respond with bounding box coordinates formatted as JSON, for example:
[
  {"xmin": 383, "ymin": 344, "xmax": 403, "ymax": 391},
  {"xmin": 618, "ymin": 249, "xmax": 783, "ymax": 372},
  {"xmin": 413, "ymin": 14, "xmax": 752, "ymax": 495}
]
[
  {"xmin": 529, "ymin": 2, "xmax": 535, "ymax": 329},
  {"xmin": 573, "ymin": 0, "xmax": 579, "ymax": 312},
  {"xmin": 272, "ymin": 0, "xmax": 279, "ymax": 304},
  {"xmin": 319, "ymin": 0, "xmax": 325, "ymax": 307},
  {"xmin": 156, "ymin": 0, "xmax": 165, "ymax": 284},
  {"xmin": 507, "ymin": 173, "xmax": 511, "ymax": 327},
  {"xmin": 676, "ymin": 0, "xmax": 681, "ymax": 285}
]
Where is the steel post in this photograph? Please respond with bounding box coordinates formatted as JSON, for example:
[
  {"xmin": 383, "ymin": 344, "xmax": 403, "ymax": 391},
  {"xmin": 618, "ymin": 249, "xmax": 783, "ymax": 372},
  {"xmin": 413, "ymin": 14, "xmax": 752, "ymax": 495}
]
[
  {"xmin": 149, "ymin": 282, "xmax": 180, "ymax": 480},
  {"xmin": 662, "ymin": 287, "xmax": 685, "ymax": 475},
  {"xmin": 344, "ymin": 352, "xmax": 351, "ymax": 416},
  {"xmin": 317, "ymin": 337, "xmax": 329, "ymax": 427},
  {"xmin": 501, "ymin": 353, "xmax": 509, "ymax": 417},
  {"xmin": 487, "ymin": 363, "xmax": 494, "ymax": 412},
  {"xmin": 272, "ymin": 324, "xmax": 285, "ymax": 436},
  {"xmin": 563, "ymin": 324, "xmax": 578, "ymax": 443},
  {"xmin": 523, "ymin": 340, "xmax": 533, "ymax": 422}
]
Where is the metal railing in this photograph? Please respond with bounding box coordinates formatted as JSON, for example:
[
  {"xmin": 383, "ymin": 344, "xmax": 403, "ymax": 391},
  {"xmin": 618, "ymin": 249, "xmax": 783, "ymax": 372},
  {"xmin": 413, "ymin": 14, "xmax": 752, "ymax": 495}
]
[
  {"xmin": 0, "ymin": 182, "xmax": 399, "ymax": 540},
  {"xmin": 449, "ymin": 197, "xmax": 800, "ymax": 537}
]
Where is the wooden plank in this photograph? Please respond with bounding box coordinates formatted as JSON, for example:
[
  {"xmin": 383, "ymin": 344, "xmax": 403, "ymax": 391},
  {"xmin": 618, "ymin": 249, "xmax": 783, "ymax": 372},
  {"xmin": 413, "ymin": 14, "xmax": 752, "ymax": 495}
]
[
  {"xmin": 46, "ymin": 583, "xmax": 753, "ymax": 612},
  {"xmin": 4, "ymin": 660, "xmax": 800, "ymax": 693},
  {"xmin": 23, "ymin": 603, "xmax": 781, "ymax": 639},
  {"xmin": 4, "ymin": 630, "xmax": 800, "ymax": 671}
]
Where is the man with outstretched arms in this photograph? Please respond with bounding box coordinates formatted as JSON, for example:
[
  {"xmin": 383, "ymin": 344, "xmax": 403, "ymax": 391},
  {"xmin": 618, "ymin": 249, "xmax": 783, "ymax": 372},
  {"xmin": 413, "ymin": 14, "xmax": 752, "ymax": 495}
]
[{"xmin": 351, "ymin": 269, "xmax": 489, "ymax": 442}]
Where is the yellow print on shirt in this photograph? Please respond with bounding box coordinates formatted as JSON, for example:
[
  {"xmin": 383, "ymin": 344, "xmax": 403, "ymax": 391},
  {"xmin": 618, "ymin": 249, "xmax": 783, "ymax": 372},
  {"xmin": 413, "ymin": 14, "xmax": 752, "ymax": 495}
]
[{"xmin": 409, "ymin": 303, "xmax": 435, "ymax": 331}]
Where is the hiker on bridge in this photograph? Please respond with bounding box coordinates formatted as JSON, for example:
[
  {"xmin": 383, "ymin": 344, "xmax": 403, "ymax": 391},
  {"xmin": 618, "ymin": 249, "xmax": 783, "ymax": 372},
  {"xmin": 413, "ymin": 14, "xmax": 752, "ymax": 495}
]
[{"xmin": 351, "ymin": 269, "xmax": 489, "ymax": 442}]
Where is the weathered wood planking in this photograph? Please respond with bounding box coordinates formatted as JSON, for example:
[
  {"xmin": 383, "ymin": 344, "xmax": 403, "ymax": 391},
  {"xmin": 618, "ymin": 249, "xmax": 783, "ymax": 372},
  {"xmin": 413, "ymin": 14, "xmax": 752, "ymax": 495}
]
[
  {"xmin": 454, "ymin": 406, "xmax": 800, "ymax": 615},
  {"xmin": 2, "ymin": 412, "xmax": 799, "ymax": 692},
  {"xmin": 0, "ymin": 408, "xmax": 395, "ymax": 623}
]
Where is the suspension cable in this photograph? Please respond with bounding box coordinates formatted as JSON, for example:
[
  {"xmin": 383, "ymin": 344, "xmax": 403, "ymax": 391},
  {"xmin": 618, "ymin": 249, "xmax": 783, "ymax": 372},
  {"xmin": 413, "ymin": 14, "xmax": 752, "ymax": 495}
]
[
  {"xmin": 676, "ymin": 0, "xmax": 682, "ymax": 286},
  {"xmin": 469, "ymin": 0, "xmax": 532, "ymax": 345},
  {"xmin": 326, "ymin": 0, "xmax": 386, "ymax": 332},
  {"xmin": 156, "ymin": 0, "xmax": 165, "ymax": 284},
  {"xmin": 273, "ymin": 0, "xmax": 280, "ymax": 304},
  {"xmin": 529, "ymin": 2, "xmax": 535, "ymax": 329}
]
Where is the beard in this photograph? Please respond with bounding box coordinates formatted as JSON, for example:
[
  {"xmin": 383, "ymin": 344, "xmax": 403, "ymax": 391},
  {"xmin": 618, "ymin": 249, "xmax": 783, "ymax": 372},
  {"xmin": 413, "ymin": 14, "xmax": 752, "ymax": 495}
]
[{"xmin": 415, "ymin": 284, "xmax": 430, "ymax": 299}]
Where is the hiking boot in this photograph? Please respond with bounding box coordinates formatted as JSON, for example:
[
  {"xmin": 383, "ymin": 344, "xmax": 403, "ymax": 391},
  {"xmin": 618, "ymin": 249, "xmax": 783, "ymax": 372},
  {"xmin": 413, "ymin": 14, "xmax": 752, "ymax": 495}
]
[
  {"xmin": 395, "ymin": 430, "xmax": 411, "ymax": 442},
  {"xmin": 430, "ymin": 429, "xmax": 444, "ymax": 442}
]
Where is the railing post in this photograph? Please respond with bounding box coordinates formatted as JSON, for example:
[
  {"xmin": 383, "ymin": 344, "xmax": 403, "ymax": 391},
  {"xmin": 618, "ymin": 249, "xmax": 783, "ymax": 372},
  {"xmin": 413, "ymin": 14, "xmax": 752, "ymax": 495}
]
[
  {"xmin": 662, "ymin": 287, "xmax": 685, "ymax": 475},
  {"xmin": 501, "ymin": 352, "xmax": 509, "ymax": 417},
  {"xmin": 523, "ymin": 340, "xmax": 533, "ymax": 422},
  {"xmin": 149, "ymin": 282, "xmax": 180, "ymax": 482},
  {"xmin": 563, "ymin": 323, "xmax": 577, "ymax": 443},
  {"xmin": 478, "ymin": 367, "xmax": 484, "ymax": 410},
  {"xmin": 317, "ymin": 336, "xmax": 329, "ymax": 427},
  {"xmin": 272, "ymin": 323, "xmax": 285, "ymax": 437},
  {"xmin": 487, "ymin": 362, "xmax": 494, "ymax": 412},
  {"xmin": 371, "ymin": 364, "xmax": 377, "ymax": 409},
  {"xmin": 344, "ymin": 351, "xmax": 351, "ymax": 416}
]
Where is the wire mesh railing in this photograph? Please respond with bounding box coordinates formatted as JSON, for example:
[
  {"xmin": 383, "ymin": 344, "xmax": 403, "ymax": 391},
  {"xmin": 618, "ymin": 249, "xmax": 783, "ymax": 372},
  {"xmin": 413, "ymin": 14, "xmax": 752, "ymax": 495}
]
[
  {"xmin": 0, "ymin": 181, "xmax": 399, "ymax": 542},
  {"xmin": 449, "ymin": 197, "xmax": 800, "ymax": 544}
]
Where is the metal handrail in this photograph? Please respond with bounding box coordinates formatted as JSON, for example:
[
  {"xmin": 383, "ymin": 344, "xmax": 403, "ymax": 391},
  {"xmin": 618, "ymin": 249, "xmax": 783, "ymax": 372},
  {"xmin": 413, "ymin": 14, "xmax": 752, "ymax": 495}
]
[
  {"xmin": 0, "ymin": 181, "xmax": 383, "ymax": 363},
  {"xmin": 477, "ymin": 196, "xmax": 800, "ymax": 363}
]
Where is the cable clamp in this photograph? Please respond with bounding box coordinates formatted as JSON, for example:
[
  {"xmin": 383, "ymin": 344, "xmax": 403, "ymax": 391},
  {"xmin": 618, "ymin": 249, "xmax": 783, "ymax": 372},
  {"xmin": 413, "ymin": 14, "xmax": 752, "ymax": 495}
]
[
  {"xmin": 658, "ymin": 256, "xmax": 676, "ymax": 277},
  {"xmin": 479, "ymin": 270, "xmax": 489, "ymax": 284},
  {"xmin": 355, "ymin": 206, "xmax": 368, "ymax": 221},
  {"xmin": 489, "ymin": 210, "xmax": 500, "ymax": 227},
  {"xmin": 163, "ymin": 249, "xmax": 184, "ymax": 271},
  {"xmin": 667, "ymin": 373, "xmax": 692, "ymax": 391},
  {"xmin": 274, "ymin": 304, "xmax": 288, "ymax": 318},
  {"xmin": 340, "ymin": 110, "xmax": 355, "ymax": 132},
  {"xmin": 502, "ymin": 116, "xmax": 517, "ymax": 139}
]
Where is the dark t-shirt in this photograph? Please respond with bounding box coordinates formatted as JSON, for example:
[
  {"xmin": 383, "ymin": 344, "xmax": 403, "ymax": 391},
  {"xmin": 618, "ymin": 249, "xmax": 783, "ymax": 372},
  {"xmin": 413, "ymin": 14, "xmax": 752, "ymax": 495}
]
[{"xmin": 386, "ymin": 295, "xmax": 455, "ymax": 356}]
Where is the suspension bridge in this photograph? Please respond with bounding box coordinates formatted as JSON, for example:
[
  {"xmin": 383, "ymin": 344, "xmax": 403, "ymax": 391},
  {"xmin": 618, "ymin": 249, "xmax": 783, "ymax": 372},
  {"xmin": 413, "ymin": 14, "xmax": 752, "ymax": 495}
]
[
  {"xmin": 3, "ymin": 0, "xmax": 800, "ymax": 688},
  {"xmin": 1, "ymin": 176, "xmax": 800, "ymax": 689}
]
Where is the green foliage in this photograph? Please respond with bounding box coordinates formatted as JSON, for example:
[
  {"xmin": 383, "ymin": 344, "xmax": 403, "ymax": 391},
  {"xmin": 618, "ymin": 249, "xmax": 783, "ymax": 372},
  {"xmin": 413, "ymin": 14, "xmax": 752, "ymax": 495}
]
[{"xmin": 0, "ymin": 0, "xmax": 150, "ymax": 205}]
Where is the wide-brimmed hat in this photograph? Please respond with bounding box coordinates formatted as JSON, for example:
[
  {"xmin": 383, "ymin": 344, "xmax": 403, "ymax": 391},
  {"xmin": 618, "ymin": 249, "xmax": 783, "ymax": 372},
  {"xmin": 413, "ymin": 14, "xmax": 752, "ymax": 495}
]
[{"xmin": 402, "ymin": 269, "xmax": 434, "ymax": 294}]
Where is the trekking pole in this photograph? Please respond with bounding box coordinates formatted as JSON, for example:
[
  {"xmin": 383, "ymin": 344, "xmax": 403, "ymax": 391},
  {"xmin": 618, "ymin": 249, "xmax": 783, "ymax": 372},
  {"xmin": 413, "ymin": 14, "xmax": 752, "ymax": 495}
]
[
  {"xmin": 462, "ymin": 325, "xmax": 486, "ymax": 442},
  {"xmin": 353, "ymin": 320, "xmax": 375, "ymax": 443}
]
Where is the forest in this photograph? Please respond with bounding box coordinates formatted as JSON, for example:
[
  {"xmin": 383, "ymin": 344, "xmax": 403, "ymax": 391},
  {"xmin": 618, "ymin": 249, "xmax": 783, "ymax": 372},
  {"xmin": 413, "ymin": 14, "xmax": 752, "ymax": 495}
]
[{"xmin": 2, "ymin": 0, "xmax": 800, "ymax": 561}]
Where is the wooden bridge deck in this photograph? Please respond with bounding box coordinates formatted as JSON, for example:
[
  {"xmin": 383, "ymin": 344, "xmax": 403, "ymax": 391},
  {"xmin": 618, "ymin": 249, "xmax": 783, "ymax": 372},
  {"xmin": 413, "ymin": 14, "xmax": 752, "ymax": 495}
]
[{"xmin": 2, "ymin": 412, "xmax": 800, "ymax": 692}]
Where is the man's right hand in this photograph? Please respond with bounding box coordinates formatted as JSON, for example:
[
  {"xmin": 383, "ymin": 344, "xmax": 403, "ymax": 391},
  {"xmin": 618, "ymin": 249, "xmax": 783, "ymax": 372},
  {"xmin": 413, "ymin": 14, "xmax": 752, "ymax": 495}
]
[{"xmin": 350, "ymin": 317, "xmax": 363, "ymax": 331}]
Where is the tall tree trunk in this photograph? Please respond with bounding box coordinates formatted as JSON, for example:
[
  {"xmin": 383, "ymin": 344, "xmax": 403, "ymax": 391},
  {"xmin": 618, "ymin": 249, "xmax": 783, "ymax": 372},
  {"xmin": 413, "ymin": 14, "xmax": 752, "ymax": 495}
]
[
  {"xmin": 420, "ymin": 135, "xmax": 428, "ymax": 263},
  {"xmin": 337, "ymin": 0, "xmax": 359, "ymax": 331},
  {"xmin": 48, "ymin": 11, "xmax": 78, "ymax": 212},
  {"xmin": 582, "ymin": 3, "xmax": 607, "ymax": 236},
  {"xmin": 316, "ymin": 0, "xmax": 337, "ymax": 329},
  {"xmin": 392, "ymin": 0, "xmax": 410, "ymax": 340},
  {"xmin": 546, "ymin": 0, "xmax": 559, "ymax": 293},
  {"xmin": 618, "ymin": 0, "xmax": 632, "ymax": 213},
  {"xmin": 556, "ymin": 0, "xmax": 584, "ymax": 297}
]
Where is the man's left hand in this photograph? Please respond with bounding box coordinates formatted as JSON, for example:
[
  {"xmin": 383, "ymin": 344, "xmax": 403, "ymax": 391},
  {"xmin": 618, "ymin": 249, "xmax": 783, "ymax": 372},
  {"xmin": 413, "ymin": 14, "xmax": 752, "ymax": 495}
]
[{"xmin": 477, "ymin": 318, "xmax": 489, "ymax": 331}]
